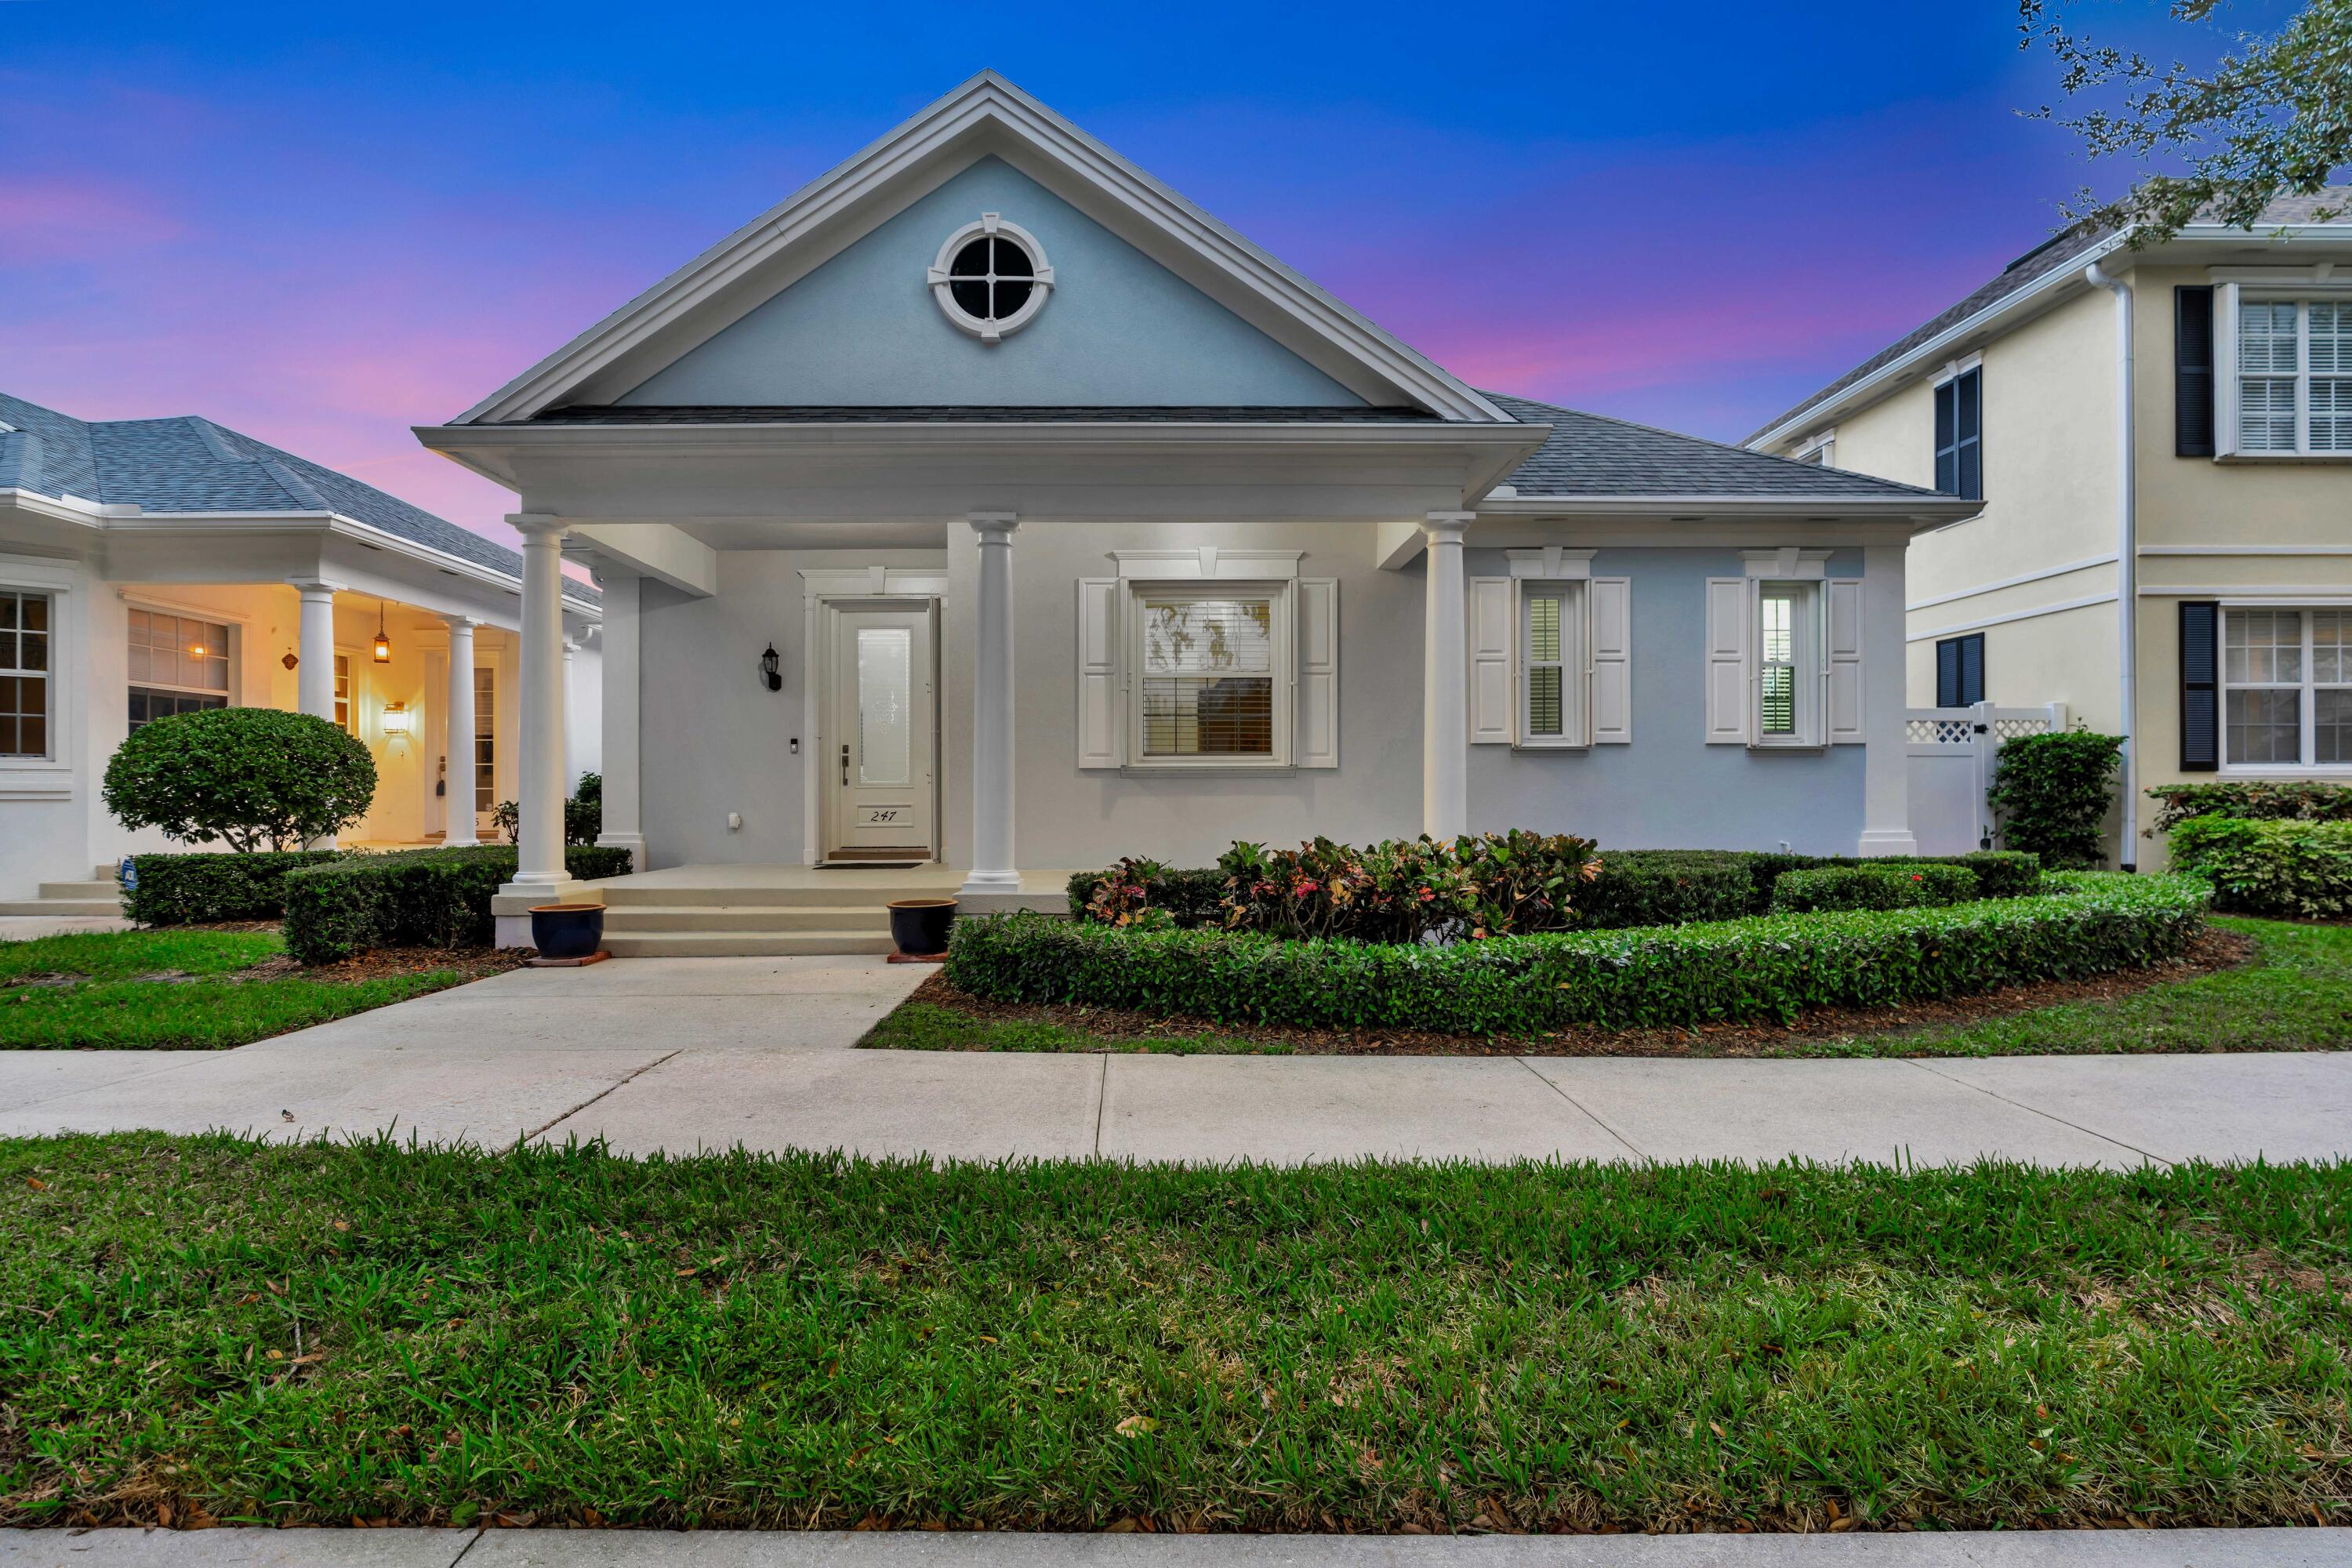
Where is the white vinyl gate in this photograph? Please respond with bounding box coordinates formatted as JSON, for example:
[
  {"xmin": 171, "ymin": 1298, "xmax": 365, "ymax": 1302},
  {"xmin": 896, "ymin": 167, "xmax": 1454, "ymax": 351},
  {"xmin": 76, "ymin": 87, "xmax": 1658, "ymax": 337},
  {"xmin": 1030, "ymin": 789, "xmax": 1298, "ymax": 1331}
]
[{"xmin": 1906, "ymin": 702, "xmax": 2068, "ymax": 856}]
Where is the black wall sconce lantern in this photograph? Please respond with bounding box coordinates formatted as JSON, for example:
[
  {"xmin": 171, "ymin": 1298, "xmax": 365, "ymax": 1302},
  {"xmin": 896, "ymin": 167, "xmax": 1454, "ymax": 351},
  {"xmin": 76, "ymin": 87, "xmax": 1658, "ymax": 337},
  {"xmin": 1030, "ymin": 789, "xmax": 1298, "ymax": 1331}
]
[{"xmin": 759, "ymin": 642, "xmax": 782, "ymax": 692}]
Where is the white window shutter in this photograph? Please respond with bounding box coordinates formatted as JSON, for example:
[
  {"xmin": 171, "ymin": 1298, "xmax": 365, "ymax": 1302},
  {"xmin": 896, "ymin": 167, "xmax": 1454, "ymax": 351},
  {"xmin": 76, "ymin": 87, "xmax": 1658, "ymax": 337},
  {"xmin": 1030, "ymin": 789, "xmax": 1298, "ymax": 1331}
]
[
  {"xmin": 1469, "ymin": 576, "xmax": 1512, "ymax": 744},
  {"xmin": 1297, "ymin": 577, "xmax": 1338, "ymax": 768},
  {"xmin": 1827, "ymin": 576, "xmax": 1864, "ymax": 744},
  {"xmin": 1076, "ymin": 578, "xmax": 1121, "ymax": 768},
  {"xmin": 1589, "ymin": 577, "xmax": 1631, "ymax": 744},
  {"xmin": 1704, "ymin": 577, "xmax": 1748, "ymax": 745}
]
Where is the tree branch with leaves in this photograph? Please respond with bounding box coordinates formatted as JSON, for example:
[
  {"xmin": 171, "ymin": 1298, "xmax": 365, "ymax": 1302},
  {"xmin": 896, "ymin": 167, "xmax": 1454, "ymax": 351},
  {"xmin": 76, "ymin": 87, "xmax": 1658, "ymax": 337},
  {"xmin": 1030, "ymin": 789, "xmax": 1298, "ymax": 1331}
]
[{"xmin": 2021, "ymin": 0, "xmax": 2350, "ymax": 242}]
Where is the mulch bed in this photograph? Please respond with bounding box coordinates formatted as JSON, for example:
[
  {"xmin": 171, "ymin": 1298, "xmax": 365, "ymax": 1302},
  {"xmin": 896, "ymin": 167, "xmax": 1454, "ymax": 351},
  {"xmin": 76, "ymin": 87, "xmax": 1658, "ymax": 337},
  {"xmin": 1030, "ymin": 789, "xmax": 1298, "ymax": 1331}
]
[
  {"xmin": 239, "ymin": 948, "xmax": 533, "ymax": 985},
  {"xmin": 907, "ymin": 926, "xmax": 2257, "ymax": 1058}
]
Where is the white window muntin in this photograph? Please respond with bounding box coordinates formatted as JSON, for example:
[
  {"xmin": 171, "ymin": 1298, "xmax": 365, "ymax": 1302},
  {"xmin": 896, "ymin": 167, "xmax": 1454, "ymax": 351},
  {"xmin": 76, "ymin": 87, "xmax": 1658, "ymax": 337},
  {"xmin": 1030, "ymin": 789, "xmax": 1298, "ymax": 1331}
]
[
  {"xmin": 2217, "ymin": 284, "xmax": 2352, "ymax": 456},
  {"xmin": 2221, "ymin": 605, "xmax": 2352, "ymax": 771},
  {"xmin": 1123, "ymin": 582, "xmax": 1293, "ymax": 769}
]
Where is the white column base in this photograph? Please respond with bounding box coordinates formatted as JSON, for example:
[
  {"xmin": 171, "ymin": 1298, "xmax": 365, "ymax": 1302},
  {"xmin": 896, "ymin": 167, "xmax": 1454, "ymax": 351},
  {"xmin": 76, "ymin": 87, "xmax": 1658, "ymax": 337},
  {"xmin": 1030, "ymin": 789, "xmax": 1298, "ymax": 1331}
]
[
  {"xmin": 958, "ymin": 868, "xmax": 1022, "ymax": 896},
  {"xmin": 495, "ymin": 872, "xmax": 583, "ymax": 951},
  {"xmin": 595, "ymin": 832, "xmax": 647, "ymax": 873},
  {"xmin": 1857, "ymin": 829, "xmax": 1920, "ymax": 858}
]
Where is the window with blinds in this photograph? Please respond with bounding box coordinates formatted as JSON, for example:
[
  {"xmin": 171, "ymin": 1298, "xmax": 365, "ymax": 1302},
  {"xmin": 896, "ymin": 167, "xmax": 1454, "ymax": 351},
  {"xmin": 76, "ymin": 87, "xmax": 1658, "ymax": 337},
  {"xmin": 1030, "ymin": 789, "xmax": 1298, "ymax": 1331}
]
[
  {"xmin": 1758, "ymin": 586, "xmax": 1799, "ymax": 737},
  {"xmin": 2238, "ymin": 299, "xmax": 2352, "ymax": 454},
  {"xmin": 1138, "ymin": 594, "xmax": 1276, "ymax": 758}
]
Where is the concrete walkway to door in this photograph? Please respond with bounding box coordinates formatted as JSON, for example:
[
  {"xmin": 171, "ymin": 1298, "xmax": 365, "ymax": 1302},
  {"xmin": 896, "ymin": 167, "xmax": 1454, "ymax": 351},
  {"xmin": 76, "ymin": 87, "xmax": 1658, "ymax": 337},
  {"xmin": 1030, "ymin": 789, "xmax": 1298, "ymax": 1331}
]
[{"xmin": 3, "ymin": 956, "xmax": 2350, "ymax": 1167}]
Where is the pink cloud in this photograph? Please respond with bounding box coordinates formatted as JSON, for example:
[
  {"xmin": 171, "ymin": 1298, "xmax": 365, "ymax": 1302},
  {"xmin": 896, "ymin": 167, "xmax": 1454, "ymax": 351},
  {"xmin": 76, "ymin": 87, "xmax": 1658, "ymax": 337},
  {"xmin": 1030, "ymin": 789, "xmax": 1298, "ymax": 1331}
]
[{"xmin": 0, "ymin": 178, "xmax": 183, "ymax": 260}]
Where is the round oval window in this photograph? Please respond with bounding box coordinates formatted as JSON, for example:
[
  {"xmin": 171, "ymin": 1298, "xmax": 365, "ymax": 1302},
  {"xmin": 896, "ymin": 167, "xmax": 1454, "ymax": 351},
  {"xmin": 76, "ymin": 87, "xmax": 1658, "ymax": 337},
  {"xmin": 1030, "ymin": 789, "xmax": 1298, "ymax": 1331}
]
[{"xmin": 930, "ymin": 216, "xmax": 1052, "ymax": 342}]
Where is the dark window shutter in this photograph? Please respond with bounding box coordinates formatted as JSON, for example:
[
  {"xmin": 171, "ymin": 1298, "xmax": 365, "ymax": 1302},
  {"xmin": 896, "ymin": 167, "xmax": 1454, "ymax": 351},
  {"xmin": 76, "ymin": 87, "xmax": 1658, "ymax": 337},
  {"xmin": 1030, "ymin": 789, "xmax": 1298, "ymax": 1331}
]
[
  {"xmin": 1959, "ymin": 633, "xmax": 1985, "ymax": 705},
  {"xmin": 2180, "ymin": 601, "xmax": 2220, "ymax": 771},
  {"xmin": 1933, "ymin": 379, "xmax": 1957, "ymax": 494},
  {"xmin": 1936, "ymin": 639, "xmax": 1962, "ymax": 707},
  {"xmin": 2176, "ymin": 285, "xmax": 2216, "ymax": 457},
  {"xmin": 1956, "ymin": 369, "xmax": 1982, "ymax": 501}
]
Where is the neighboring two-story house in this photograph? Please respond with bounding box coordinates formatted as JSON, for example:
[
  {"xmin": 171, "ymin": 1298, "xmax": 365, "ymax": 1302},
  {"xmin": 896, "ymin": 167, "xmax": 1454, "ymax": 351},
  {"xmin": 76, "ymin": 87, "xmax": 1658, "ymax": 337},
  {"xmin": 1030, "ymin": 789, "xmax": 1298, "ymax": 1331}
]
[{"xmin": 1748, "ymin": 194, "xmax": 2352, "ymax": 867}]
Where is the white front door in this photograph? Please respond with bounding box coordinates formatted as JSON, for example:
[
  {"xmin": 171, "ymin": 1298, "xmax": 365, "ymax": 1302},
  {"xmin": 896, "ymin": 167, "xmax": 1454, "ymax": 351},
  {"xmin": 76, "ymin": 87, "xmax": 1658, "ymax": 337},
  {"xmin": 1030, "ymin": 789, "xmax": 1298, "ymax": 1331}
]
[{"xmin": 826, "ymin": 604, "xmax": 935, "ymax": 857}]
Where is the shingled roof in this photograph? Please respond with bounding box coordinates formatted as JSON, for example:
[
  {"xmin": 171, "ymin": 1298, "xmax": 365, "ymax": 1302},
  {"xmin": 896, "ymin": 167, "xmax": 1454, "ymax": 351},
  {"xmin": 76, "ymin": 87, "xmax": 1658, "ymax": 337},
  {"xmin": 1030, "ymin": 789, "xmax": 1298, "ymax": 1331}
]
[
  {"xmin": 1483, "ymin": 392, "xmax": 1942, "ymax": 500},
  {"xmin": 1, "ymin": 391, "xmax": 597, "ymax": 607},
  {"xmin": 1744, "ymin": 188, "xmax": 2352, "ymax": 448}
]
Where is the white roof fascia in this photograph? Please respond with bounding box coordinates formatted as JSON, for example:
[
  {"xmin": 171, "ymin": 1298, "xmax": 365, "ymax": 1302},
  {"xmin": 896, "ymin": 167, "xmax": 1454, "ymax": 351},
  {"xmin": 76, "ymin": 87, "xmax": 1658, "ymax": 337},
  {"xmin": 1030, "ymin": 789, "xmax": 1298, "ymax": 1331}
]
[
  {"xmin": 1479, "ymin": 494, "xmax": 1979, "ymax": 525},
  {"xmin": 450, "ymin": 72, "xmax": 1510, "ymax": 427},
  {"xmin": 63, "ymin": 509, "xmax": 599, "ymax": 619},
  {"xmin": 1750, "ymin": 217, "xmax": 2352, "ymax": 455},
  {"xmin": 1745, "ymin": 231, "xmax": 2126, "ymax": 455}
]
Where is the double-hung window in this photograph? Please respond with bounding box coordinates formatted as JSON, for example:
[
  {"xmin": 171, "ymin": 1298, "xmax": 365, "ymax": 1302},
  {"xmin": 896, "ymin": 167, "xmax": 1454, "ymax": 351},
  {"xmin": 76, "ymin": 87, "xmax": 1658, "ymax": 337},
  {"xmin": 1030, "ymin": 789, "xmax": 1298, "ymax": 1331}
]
[
  {"xmin": 127, "ymin": 608, "xmax": 230, "ymax": 731},
  {"xmin": 1754, "ymin": 581, "xmax": 1817, "ymax": 744},
  {"xmin": 1704, "ymin": 553, "xmax": 1863, "ymax": 750},
  {"xmin": 2234, "ymin": 299, "xmax": 2352, "ymax": 453},
  {"xmin": 1935, "ymin": 632, "xmax": 1986, "ymax": 708},
  {"xmin": 2216, "ymin": 283, "xmax": 2352, "ymax": 456},
  {"xmin": 1133, "ymin": 590, "xmax": 1286, "ymax": 764},
  {"xmin": 1468, "ymin": 558, "xmax": 1631, "ymax": 750},
  {"xmin": 0, "ymin": 589, "xmax": 51, "ymax": 759},
  {"xmin": 1519, "ymin": 583, "xmax": 1585, "ymax": 744},
  {"xmin": 2221, "ymin": 608, "xmax": 2352, "ymax": 768},
  {"xmin": 1933, "ymin": 365, "xmax": 1983, "ymax": 499}
]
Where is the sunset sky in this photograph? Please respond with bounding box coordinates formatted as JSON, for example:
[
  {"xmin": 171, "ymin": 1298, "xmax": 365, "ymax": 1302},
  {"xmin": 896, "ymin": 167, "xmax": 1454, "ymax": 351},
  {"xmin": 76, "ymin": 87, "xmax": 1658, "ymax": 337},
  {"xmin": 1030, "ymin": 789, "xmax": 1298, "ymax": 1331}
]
[{"xmin": 3, "ymin": 2, "xmax": 2270, "ymax": 555}]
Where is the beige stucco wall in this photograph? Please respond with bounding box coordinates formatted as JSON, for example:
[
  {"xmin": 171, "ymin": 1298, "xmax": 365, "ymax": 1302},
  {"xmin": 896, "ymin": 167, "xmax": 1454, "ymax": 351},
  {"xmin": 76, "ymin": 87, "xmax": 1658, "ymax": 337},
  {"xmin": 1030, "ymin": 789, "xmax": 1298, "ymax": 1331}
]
[{"xmin": 1784, "ymin": 261, "xmax": 2352, "ymax": 868}]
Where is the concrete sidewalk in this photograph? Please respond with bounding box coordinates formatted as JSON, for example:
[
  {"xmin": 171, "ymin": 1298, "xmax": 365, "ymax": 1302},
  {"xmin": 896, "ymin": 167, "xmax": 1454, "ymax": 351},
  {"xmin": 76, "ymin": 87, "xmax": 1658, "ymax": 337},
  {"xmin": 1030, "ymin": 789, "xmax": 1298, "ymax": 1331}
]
[
  {"xmin": 2, "ymin": 956, "xmax": 2349, "ymax": 1167},
  {"xmin": 5, "ymin": 1528, "xmax": 2350, "ymax": 1567}
]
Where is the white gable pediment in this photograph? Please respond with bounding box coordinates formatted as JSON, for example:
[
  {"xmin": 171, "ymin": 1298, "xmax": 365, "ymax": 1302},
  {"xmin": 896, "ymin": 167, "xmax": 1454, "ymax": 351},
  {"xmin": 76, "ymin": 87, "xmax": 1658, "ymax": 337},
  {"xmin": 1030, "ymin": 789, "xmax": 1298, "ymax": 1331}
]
[{"xmin": 456, "ymin": 72, "xmax": 1508, "ymax": 424}]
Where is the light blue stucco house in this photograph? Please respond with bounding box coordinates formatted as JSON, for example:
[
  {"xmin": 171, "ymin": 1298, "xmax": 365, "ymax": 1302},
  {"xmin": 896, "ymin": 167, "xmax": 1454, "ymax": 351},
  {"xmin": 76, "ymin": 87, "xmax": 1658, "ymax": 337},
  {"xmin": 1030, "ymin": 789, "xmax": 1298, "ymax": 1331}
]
[{"xmin": 412, "ymin": 73, "xmax": 1975, "ymax": 950}]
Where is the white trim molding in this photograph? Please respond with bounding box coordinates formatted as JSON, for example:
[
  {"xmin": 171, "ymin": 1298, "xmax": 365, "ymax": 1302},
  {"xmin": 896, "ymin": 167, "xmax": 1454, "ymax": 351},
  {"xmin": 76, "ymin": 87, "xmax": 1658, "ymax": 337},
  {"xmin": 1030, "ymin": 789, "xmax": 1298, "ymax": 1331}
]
[
  {"xmin": 1109, "ymin": 547, "xmax": 1301, "ymax": 582},
  {"xmin": 1742, "ymin": 547, "xmax": 1832, "ymax": 581},
  {"xmin": 1907, "ymin": 592, "xmax": 2119, "ymax": 643},
  {"xmin": 1502, "ymin": 546, "xmax": 1595, "ymax": 580},
  {"xmin": 1907, "ymin": 554, "xmax": 2118, "ymax": 612}
]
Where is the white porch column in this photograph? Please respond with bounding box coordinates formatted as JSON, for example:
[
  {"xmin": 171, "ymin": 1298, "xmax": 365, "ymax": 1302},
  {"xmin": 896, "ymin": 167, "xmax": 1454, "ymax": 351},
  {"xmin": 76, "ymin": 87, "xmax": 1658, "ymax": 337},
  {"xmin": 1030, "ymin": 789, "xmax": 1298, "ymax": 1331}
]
[
  {"xmin": 288, "ymin": 578, "xmax": 343, "ymax": 720},
  {"xmin": 442, "ymin": 616, "xmax": 481, "ymax": 848},
  {"xmin": 503, "ymin": 515, "xmax": 576, "ymax": 910},
  {"xmin": 1857, "ymin": 542, "xmax": 1918, "ymax": 857},
  {"xmin": 561, "ymin": 637, "xmax": 579, "ymax": 796},
  {"xmin": 960, "ymin": 513, "xmax": 1021, "ymax": 895},
  {"xmin": 1421, "ymin": 514, "xmax": 1472, "ymax": 840},
  {"xmin": 593, "ymin": 570, "xmax": 645, "ymax": 869}
]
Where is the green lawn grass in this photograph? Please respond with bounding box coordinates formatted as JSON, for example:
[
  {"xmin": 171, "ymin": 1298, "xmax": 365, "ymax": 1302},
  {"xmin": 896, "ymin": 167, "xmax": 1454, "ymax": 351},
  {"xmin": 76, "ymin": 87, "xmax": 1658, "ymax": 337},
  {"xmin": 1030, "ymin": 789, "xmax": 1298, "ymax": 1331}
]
[
  {"xmin": 0, "ymin": 930, "xmax": 481, "ymax": 1050},
  {"xmin": 2, "ymin": 1134, "xmax": 2347, "ymax": 1533},
  {"xmin": 870, "ymin": 916, "xmax": 2352, "ymax": 1059}
]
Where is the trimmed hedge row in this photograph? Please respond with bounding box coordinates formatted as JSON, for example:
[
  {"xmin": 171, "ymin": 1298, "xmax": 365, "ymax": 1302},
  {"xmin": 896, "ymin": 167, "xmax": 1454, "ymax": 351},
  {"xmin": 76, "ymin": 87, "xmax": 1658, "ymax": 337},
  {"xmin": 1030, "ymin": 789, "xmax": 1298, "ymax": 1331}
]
[
  {"xmin": 1069, "ymin": 848, "xmax": 2042, "ymax": 932},
  {"xmin": 2168, "ymin": 814, "xmax": 2352, "ymax": 919},
  {"xmin": 946, "ymin": 873, "xmax": 2209, "ymax": 1036},
  {"xmin": 1769, "ymin": 862, "xmax": 1980, "ymax": 914},
  {"xmin": 2147, "ymin": 780, "xmax": 2352, "ymax": 832},
  {"xmin": 282, "ymin": 845, "xmax": 633, "ymax": 964},
  {"xmin": 123, "ymin": 850, "xmax": 342, "ymax": 927}
]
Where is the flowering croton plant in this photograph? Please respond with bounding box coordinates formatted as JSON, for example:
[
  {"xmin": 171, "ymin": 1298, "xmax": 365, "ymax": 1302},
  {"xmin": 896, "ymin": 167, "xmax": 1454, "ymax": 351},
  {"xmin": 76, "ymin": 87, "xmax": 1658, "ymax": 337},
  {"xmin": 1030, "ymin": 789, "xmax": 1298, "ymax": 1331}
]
[{"xmin": 1214, "ymin": 831, "xmax": 1601, "ymax": 942}]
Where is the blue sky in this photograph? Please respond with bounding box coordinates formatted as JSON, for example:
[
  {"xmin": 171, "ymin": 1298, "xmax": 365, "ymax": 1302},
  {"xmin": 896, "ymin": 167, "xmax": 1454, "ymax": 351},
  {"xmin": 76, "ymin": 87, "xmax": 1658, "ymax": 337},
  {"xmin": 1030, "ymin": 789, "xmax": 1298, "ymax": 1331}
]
[{"xmin": 0, "ymin": 0, "xmax": 2278, "ymax": 545}]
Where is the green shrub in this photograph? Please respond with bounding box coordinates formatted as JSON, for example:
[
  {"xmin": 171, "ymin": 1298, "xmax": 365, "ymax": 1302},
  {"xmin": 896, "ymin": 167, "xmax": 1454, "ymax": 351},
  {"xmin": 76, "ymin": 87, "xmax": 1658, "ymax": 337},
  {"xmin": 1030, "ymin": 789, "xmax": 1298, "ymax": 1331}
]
[
  {"xmin": 102, "ymin": 707, "xmax": 376, "ymax": 852},
  {"xmin": 1770, "ymin": 862, "xmax": 1980, "ymax": 914},
  {"xmin": 1577, "ymin": 850, "xmax": 1759, "ymax": 926},
  {"xmin": 122, "ymin": 851, "xmax": 343, "ymax": 927},
  {"xmin": 2168, "ymin": 814, "xmax": 2352, "ymax": 919},
  {"xmin": 946, "ymin": 874, "xmax": 2207, "ymax": 1036},
  {"xmin": 1988, "ymin": 729, "xmax": 2124, "ymax": 868},
  {"xmin": 567, "ymin": 772, "xmax": 603, "ymax": 847},
  {"xmin": 2147, "ymin": 780, "xmax": 2352, "ymax": 832},
  {"xmin": 281, "ymin": 845, "xmax": 633, "ymax": 964}
]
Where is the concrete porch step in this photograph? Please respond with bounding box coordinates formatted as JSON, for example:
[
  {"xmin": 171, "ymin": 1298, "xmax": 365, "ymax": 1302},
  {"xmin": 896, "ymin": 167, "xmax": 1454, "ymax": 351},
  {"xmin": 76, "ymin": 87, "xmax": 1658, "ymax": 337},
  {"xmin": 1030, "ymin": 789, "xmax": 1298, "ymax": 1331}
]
[
  {"xmin": 0, "ymin": 898, "xmax": 125, "ymax": 917},
  {"xmin": 600, "ymin": 881, "xmax": 951, "ymax": 909},
  {"xmin": 602, "ymin": 904, "xmax": 894, "ymax": 934},
  {"xmin": 601, "ymin": 929, "xmax": 899, "ymax": 958},
  {"xmin": 40, "ymin": 880, "xmax": 122, "ymax": 901}
]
